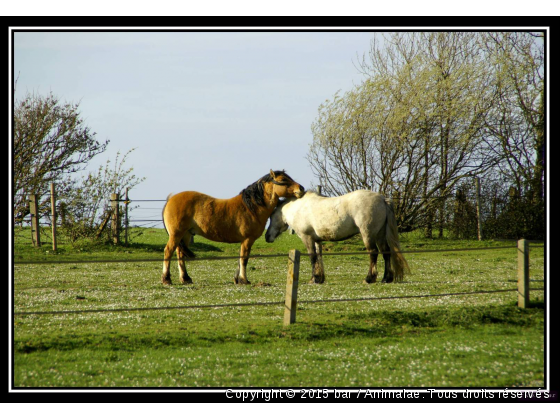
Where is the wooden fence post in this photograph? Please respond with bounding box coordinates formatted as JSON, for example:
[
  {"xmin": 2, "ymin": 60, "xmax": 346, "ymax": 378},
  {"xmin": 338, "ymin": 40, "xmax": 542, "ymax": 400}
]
[
  {"xmin": 284, "ymin": 249, "xmax": 300, "ymax": 326},
  {"xmin": 29, "ymin": 194, "xmax": 40, "ymax": 247},
  {"xmin": 124, "ymin": 187, "xmax": 129, "ymax": 246},
  {"xmin": 50, "ymin": 183, "xmax": 57, "ymax": 252},
  {"xmin": 111, "ymin": 193, "xmax": 120, "ymax": 245},
  {"xmin": 517, "ymin": 239, "xmax": 530, "ymax": 308},
  {"xmin": 475, "ymin": 177, "xmax": 483, "ymax": 241}
]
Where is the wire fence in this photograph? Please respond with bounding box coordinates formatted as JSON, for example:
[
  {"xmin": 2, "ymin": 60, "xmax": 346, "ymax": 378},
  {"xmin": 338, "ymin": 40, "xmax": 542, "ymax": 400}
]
[
  {"xmin": 13, "ymin": 245, "xmax": 530, "ymax": 265},
  {"xmin": 13, "ymin": 243, "xmax": 545, "ymax": 318},
  {"xmin": 13, "ymin": 180, "xmax": 545, "ymax": 248},
  {"xmin": 12, "ymin": 184, "xmax": 545, "ymax": 321},
  {"xmin": 15, "ymin": 198, "xmax": 167, "ymax": 228},
  {"xmin": 14, "ymin": 288, "xmax": 528, "ymax": 317}
]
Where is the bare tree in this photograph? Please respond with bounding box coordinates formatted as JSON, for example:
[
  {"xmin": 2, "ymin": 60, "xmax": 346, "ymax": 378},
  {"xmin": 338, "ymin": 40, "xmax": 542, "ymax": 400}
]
[{"xmin": 13, "ymin": 90, "xmax": 109, "ymax": 223}]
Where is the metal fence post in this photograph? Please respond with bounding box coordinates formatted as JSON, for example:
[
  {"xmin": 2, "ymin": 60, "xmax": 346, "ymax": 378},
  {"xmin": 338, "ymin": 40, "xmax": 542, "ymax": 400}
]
[
  {"xmin": 517, "ymin": 239, "xmax": 530, "ymax": 308},
  {"xmin": 284, "ymin": 249, "xmax": 300, "ymax": 326}
]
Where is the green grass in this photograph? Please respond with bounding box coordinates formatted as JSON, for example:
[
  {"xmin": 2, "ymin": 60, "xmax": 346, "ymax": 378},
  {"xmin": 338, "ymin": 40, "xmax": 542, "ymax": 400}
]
[{"xmin": 12, "ymin": 228, "xmax": 545, "ymax": 388}]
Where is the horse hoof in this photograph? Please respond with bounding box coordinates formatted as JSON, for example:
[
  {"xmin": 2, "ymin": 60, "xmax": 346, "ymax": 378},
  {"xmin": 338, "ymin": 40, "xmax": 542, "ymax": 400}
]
[
  {"xmin": 162, "ymin": 278, "xmax": 172, "ymax": 285},
  {"xmin": 364, "ymin": 275, "xmax": 377, "ymax": 284},
  {"xmin": 181, "ymin": 276, "xmax": 193, "ymax": 285},
  {"xmin": 382, "ymin": 278, "xmax": 394, "ymax": 284}
]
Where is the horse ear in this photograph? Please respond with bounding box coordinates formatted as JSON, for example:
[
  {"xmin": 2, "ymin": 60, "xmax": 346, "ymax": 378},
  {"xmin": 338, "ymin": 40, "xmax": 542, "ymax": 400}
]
[{"xmin": 269, "ymin": 169, "xmax": 276, "ymax": 179}]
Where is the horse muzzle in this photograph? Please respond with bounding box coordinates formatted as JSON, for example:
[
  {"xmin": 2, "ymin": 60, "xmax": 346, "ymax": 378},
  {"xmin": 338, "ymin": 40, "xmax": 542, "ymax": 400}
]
[{"xmin": 294, "ymin": 186, "xmax": 305, "ymax": 198}]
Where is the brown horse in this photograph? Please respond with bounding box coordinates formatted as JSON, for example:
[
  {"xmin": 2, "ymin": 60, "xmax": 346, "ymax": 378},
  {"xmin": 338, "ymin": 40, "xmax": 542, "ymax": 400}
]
[{"xmin": 161, "ymin": 170, "xmax": 305, "ymax": 285}]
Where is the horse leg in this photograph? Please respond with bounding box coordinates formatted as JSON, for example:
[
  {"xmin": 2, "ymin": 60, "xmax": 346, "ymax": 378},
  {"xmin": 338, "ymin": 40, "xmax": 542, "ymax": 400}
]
[
  {"xmin": 360, "ymin": 229, "xmax": 379, "ymax": 284},
  {"xmin": 177, "ymin": 236, "xmax": 193, "ymax": 284},
  {"xmin": 302, "ymin": 236, "xmax": 324, "ymax": 284},
  {"xmin": 363, "ymin": 244, "xmax": 379, "ymax": 284},
  {"xmin": 314, "ymin": 241, "xmax": 325, "ymax": 283},
  {"xmin": 162, "ymin": 236, "xmax": 179, "ymax": 285},
  {"xmin": 234, "ymin": 238, "xmax": 254, "ymax": 285},
  {"xmin": 379, "ymin": 241, "xmax": 394, "ymax": 283}
]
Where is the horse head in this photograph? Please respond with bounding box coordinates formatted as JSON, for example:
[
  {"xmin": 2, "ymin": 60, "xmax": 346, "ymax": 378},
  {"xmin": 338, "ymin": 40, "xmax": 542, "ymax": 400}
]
[
  {"xmin": 268, "ymin": 169, "xmax": 305, "ymax": 199},
  {"xmin": 265, "ymin": 199, "xmax": 291, "ymax": 243}
]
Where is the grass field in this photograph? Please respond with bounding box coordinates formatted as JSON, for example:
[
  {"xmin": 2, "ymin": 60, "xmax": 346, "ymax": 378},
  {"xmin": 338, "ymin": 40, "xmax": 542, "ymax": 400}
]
[{"xmin": 12, "ymin": 228, "xmax": 546, "ymax": 388}]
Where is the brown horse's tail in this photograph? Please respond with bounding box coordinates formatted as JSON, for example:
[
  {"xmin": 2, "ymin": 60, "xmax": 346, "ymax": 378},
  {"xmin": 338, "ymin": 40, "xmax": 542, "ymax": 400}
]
[
  {"xmin": 384, "ymin": 198, "xmax": 410, "ymax": 281},
  {"xmin": 162, "ymin": 194, "xmax": 196, "ymax": 258},
  {"xmin": 178, "ymin": 240, "xmax": 196, "ymax": 258},
  {"xmin": 162, "ymin": 194, "xmax": 172, "ymax": 236}
]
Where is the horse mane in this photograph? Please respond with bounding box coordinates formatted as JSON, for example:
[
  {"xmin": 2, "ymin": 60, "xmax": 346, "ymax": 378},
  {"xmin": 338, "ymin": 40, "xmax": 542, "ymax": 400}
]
[{"xmin": 240, "ymin": 170, "xmax": 294, "ymax": 214}]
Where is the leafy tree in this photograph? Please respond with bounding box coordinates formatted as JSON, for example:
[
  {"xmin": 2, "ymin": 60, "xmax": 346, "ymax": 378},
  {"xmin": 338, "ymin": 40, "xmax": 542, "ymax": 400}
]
[
  {"xmin": 57, "ymin": 150, "xmax": 146, "ymax": 244},
  {"xmin": 480, "ymin": 32, "xmax": 545, "ymax": 238},
  {"xmin": 309, "ymin": 33, "xmax": 496, "ymax": 232},
  {"xmin": 450, "ymin": 184, "xmax": 478, "ymax": 239},
  {"xmin": 482, "ymin": 32, "xmax": 544, "ymax": 201},
  {"xmin": 308, "ymin": 32, "xmax": 545, "ymax": 239}
]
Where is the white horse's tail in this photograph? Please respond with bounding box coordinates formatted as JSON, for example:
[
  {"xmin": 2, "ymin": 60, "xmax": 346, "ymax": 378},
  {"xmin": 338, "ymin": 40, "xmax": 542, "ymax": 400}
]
[{"xmin": 384, "ymin": 198, "xmax": 410, "ymax": 281}]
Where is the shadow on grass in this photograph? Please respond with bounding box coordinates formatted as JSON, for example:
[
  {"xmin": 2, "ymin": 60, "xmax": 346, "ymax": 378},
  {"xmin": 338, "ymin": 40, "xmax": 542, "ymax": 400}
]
[
  {"xmin": 127, "ymin": 241, "xmax": 224, "ymax": 253},
  {"xmin": 15, "ymin": 303, "xmax": 544, "ymax": 354},
  {"xmin": 527, "ymin": 301, "xmax": 545, "ymax": 309},
  {"xmin": 281, "ymin": 303, "xmax": 545, "ymax": 342}
]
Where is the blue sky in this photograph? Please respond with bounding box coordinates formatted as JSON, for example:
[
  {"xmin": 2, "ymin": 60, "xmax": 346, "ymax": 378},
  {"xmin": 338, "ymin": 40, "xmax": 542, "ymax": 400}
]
[{"xmin": 14, "ymin": 30, "xmax": 376, "ymax": 226}]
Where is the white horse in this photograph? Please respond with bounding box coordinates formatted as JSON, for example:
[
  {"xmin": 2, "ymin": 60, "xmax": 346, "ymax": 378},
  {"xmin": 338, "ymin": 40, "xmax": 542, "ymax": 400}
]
[{"xmin": 265, "ymin": 190, "xmax": 410, "ymax": 284}]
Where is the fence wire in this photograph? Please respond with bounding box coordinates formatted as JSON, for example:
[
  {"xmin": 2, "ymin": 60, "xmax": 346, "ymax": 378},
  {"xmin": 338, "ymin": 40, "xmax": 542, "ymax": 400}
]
[
  {"xmin": 13, "ymin": 245, "xmax": 525, "ymax": 265},
  {"xmin": 12, "ymin": 245, "xmax": 545, "ymax": 318},
  {"xmin": 15, "ymin": 288, "xmax": 540, "ymax": 317}
]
